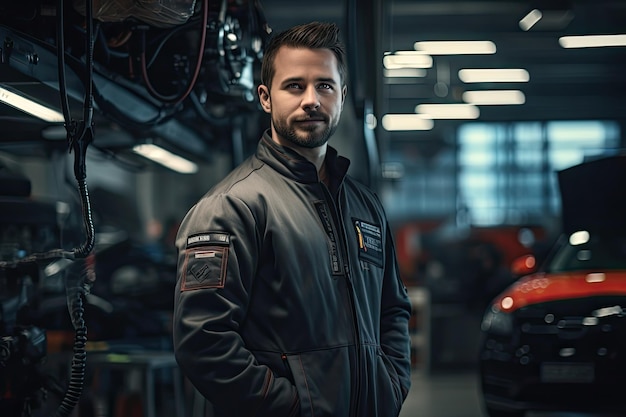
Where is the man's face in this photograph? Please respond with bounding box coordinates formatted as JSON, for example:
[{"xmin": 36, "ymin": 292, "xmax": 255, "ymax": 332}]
[{"xmin": 258, "ymin": 46, "xmax": 347, "ymax": 149}]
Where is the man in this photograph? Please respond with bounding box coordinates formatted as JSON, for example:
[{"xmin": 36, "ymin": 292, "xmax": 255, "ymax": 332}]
[{"xmin": 173, "ymin": 21, "xmax": 412, "ymax": 417}]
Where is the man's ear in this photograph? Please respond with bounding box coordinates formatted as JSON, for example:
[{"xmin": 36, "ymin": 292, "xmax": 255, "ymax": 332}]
[{"xmin": 258, "ymin": 85, "xmax": 271, "ymax": 113}]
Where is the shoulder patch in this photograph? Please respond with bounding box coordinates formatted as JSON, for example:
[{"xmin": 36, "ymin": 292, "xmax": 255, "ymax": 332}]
[{"xmin": 180, "ymin": 232, "xmax": 230, "ymax": 291}]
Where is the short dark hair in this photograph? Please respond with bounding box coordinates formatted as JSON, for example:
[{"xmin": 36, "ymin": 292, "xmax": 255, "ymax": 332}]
[{"xmin": 260, "ymin": 21, "xmax": 347, "ymax": 91}]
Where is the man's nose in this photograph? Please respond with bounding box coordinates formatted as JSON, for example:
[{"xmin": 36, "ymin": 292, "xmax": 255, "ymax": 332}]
[{"xmin": 302, "ymin": 86, "xmax": 320, "ymax": 110}]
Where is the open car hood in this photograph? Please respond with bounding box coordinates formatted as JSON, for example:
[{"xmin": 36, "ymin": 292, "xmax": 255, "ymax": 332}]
[{"xmin": 558, "ymin": 154, "xmax": 626, "ymax": 235}]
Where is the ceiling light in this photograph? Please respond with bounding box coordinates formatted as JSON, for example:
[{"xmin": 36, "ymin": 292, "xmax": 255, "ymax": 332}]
[
  {"xmin": 559, "ymin": 34, "xmax": 626, "ymax": 48},
  {"xmin": 521, "ymin": 9, "xmax": 574, "ymax": 31},
  {"xmin": 414, "ymin": 40, "xmax": 496, "ymax": 55},
  {"xmin": 458, "ymin": 68, "xmax": 529, "ymax": 83},
  {"xmin": 382, "ymin": 114, "xmax": 434, "ymax": 131},
  {"xmin": 463, "ymin": 90, "xmax": 526, "ymax": 105},
  {"xmin": 384, "ymin": 68, "xmax": 427, "ymax": 78},
  {"xmin": 519, "ymin": 9, "xmax": 543, "ymax": 31},
  {"xmin": 383, "ymin": 52, "xmax": 433, "ymax": 69},
  {"xmin": 0, "ymin": 85, "xmax": 65, "ymax": 123},
  {"xmin": 415, "ymin": 103, "xmax": 480, "ymax": 119},
  {"xmin": 133, "ymin": 143, "xmax": 198, "ymax": 174}
]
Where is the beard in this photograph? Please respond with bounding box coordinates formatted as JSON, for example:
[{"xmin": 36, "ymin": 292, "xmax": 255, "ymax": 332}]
[{"xmin": 272, "ymin": 112, "xmax": 339, "ymax": 149}]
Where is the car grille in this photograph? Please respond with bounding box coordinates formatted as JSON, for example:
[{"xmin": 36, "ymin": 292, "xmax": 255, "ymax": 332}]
[
  {"xmin": 481, "ymin": 295, "xmax": 626, "ymax": 403},
  {"xmin": 513, "ymin": 296, "xmax": 626, "ymax": 350},
  {"xmin": 481, "ymin": 296, "xmax": 626, "ymax": 391},
  {"xmin": 483, "ymin": 296, "xmax": 626, "ymax": 365}
]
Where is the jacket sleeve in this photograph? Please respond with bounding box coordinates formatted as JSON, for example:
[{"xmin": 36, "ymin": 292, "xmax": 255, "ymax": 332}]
[
  {"xmin": 380, "ymin": 217, "xmax": 413, "ymax": 401},
  {"xmin": 172, "ymin": 193, "xmax": 300, "ymax": 417}
]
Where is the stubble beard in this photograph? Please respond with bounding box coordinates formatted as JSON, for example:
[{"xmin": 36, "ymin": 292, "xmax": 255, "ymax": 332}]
[{"xmin": 272, "ymin": 114, "xmax": 339, "ymax": 149}]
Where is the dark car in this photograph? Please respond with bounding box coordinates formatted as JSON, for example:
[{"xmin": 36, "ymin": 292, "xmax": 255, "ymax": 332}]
[{"xmin": 478, "ymin": 155, "xmax": 626, "ymax": 417}]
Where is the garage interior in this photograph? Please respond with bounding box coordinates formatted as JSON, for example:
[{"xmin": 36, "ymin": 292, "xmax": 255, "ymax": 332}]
[{"xmin": 1, "ymin": 1, "xmax": 625, "ymax": 416}]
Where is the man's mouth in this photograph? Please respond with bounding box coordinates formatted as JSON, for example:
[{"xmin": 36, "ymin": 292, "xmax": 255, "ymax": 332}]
[{"xmin": 297, "ymin": 113, "xmax": 327, "ymax": 123}]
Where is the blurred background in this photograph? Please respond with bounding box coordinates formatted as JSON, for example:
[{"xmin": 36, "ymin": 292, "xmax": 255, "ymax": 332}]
[{"xmin": 0, "ymin": 1, "xmax": 624, "ymax": 416}]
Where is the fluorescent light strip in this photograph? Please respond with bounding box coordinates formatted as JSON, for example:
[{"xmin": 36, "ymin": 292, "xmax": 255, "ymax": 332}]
[
  {"xmin": 414, "ymin": 40, "xmax": 496, "ymax": 55},
  {"xmin": 463, "ymin": 90, "xmax": 526, "ymax": 105},
  {"xmin": 382, "ymin": 114, "xmax": 434, "ymax": 131},
  {"xmin": 133, "ymin": 143, "xmax": 198, "ymax": 174},
  {"xmin": 0, "ymin": 86, "xmax": 65, "ymax": 122},
  {"xmin": 415, "ymin": 103, "xmax": 480, "ymax": 119},
  {"xmin": 521, "ymin": 9, "xmax": 574, "ymax": 31},
  {"xmin": 519, "ymin": 9, "xmax": 542, "ymax": 31},
  {"xmin": 383, "ymin": 53, "xmax": 433, "ymax": 69},
  {"xmin": 458, "ymin": 68, "xmax": 529, "ymax": 83},
  {"xmin": 559, "ymin": 34, "xmax": 626, "ymax": 48},
  {"xmin": 384, "ymin": 68, "xmax": 427, "ymax": 78}
]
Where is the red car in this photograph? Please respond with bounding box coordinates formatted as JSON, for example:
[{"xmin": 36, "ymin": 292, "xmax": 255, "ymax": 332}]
[{"xmin": 479, "ymin": 155, "xmax": 626, "ymax": 417}]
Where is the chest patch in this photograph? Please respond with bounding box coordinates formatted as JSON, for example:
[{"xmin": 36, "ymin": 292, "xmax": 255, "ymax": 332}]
[
  {"xmin": 181, "ymin": 232, "xmax": 230, "ymax": 291},
  {"xmin": 354, "ymin": 219, "xmax": 383, "ymax": 267}
]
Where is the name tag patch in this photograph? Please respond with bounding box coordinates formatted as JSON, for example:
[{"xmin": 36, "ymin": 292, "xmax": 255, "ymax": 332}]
[
  {"xmin": 187, "ymin": 232, "xmax": 230, "ymax": 247},
  {"xmin": 354, "ymin": 219, "xmax": 383, "ymax": 267}
]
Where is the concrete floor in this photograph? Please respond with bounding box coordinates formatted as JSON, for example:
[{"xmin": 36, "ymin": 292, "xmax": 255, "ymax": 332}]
[
  {"xmin": 399, "ymin": 369, "xmax": 484, "ymax": 417},
  {"xmin": 399, "ymin": 369, "xmax": 623, "ymax": 417}
]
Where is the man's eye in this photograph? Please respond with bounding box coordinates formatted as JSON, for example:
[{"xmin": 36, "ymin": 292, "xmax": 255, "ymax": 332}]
[
  {"xmin": 287, "ymin": 83, "xmax": 302, "ymax": 89},
  {"xmin": 318, "ymin": 83, "xmax": 332, "ymax": 90}
]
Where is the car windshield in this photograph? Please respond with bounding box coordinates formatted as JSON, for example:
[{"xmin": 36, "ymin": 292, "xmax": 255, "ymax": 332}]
[{"xmin": 545, "ymin": 232, "xmax": 626, "ymax": 273}]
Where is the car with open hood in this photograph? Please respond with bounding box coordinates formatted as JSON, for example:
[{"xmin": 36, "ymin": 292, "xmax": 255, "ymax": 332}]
[{"xmin": 479, "ymin": 154, "xmax": 626, "ymax": 417}]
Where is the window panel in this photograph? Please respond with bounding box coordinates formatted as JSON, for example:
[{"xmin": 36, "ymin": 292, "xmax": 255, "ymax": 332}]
[{"xmin": 383, "ymin": 120, "xmax": 619, "ymax": 227}]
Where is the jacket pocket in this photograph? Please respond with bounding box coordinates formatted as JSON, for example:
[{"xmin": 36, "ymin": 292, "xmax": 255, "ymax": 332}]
[
  {"xmin": 376, "ymin": 346, "xmax": 403, "ymax": 414},
  {"xmin": 285, "ymin": 349, "xmax": 352, "ymax": 417}
]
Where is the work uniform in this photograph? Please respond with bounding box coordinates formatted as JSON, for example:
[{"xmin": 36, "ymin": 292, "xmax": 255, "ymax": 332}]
[{"xmin": 173, "ymin": 131, "xmax": 412, "ymax": 417}]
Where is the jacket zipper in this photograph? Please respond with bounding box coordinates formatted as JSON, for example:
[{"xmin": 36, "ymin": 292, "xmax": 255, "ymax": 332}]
[{"xmin": 321, "ymin": 183, "xmax": 362, "ymax": 416}]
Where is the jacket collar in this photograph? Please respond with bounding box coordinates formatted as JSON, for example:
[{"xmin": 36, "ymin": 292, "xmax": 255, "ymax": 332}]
[{"xmin": 257, "ymin": 130, "xmax": 351, "ymax": 186}]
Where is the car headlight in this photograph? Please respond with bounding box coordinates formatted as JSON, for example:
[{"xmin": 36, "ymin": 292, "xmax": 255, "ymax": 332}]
[{"xmin": 481, "ymin": 305, "xmax": 514, "ymax": 336}]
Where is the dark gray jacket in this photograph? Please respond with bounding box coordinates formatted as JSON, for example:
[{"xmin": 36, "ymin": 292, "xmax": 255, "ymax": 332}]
[{"xmin": 173, "ymin": 132, "xmax": 412, "ymax": 417}]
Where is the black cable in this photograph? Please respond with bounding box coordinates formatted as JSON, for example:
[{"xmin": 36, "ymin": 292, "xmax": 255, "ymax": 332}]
[
  {"xmin": 139, "ymin": 0, "xmax": 209, "ymax": 104},
  {"xmin": 53, "ymin": 0, "xmax": 96, "ymax": 415},
  {"xmin": 146, "ymin": 21, "xmax": 199, "ymax": 68},
  {"xmin": 57, "ymin": 0, "xmax": 96, "ymax": 260},
  {"xmin": 54, "ymin": 289, "xmax": 87, "ymax": 417}
]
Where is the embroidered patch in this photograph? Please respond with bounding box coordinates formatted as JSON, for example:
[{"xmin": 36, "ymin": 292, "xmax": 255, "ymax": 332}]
[
  {"xmin": 187, "ymin": 232, "xmax": 230, "ymax": 247},
  {"xmin": 354, "ymin": 219, "xmax": 383, "ymax": 267},
  {"xmin": 181, "ymin": 232, "xmax": 230, "ymax": 291}
]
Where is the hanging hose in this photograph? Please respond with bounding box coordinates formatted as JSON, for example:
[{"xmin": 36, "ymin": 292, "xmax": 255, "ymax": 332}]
[
  {"xmin": 54, "ymin": 282, "xmax": 88, "ymax": 417},
  {"xmin": 53, "ymin": 0, "xmax": 97, "ymax": 415}
]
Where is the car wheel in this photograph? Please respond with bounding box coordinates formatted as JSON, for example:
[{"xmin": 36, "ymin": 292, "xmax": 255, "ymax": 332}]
[{"xmin": 485, "ymin": 407, "xmax": 526, "ymax": 417}]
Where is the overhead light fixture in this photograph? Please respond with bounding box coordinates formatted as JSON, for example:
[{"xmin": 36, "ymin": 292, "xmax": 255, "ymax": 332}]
[
  {"xmin": 133, "ymin": 143, "xmax": 198, "ymax": 174},
  {"xmin": 519, "ymin": 9, "xmax": 543, "ymax": 31},
  {"xmin": 383, "ymin": 51, "xmax": 433, "ymax": 69},
  {"xmin": 414, "ymin": 40, "xmax": 496, "ymax": 55},
  {"xmin": 381, "ymin": 114, "xmax": 434, "ymax": 131},
  {"xmin": 415, "ymin": 103, "xmax": 480, "ymax": 119},
  {"xmin": 463, "ymin": 90, "xmax": 526, "ymax": 105},
  {"xmin": 559, "ymin": 34, "xmax": 626, "ymax": 48},
  {"xmin": 519, "ymin": 8, "xmax": 574, "ymax": 31},
  {"xmin": 0, "ymin": 85, "xmax": 65, "ymax": 123},
  {"xmin": 458, "ymin": 68, "xmax": 530, "ymax": 83},
  {"xmin": 384, "ymin": 68, "xmax": 427, "ymax": 78}
]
